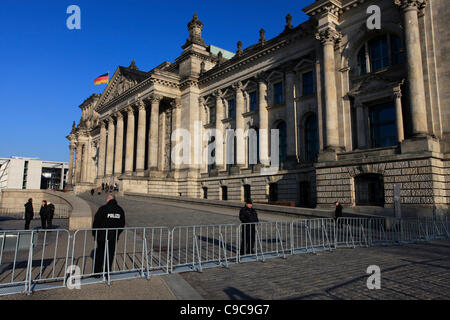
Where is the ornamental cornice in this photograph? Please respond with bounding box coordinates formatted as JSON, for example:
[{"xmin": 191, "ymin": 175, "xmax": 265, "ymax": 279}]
[
  {"xmin": 303, "ymin": 0, "xmax": 343, "ymax": 18},
  {"xmin": 394, "ymin": 0, "xmax": 427, "ymax": 11}
]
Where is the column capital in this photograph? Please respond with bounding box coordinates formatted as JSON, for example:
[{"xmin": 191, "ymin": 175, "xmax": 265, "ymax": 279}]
[
  {"xmin": 126, "ymin": 105, "xmax": 135, "ymax": 114},
  {"xmin": 148, "ymin": 94, "xmax": 163, "ymax": 104},
  {"xmin": 394, "ymin": 0, "xmax": 427, "ymax": 11},
  {"xmin": 256, "ymin": 71, "xmax": 268, "ymax": 84},
  {"xmin": 213, "ymin": 89, "xmax": 224, "ymax": 100},
  {"xmin": 232, "ymin": 81, "xmax": 244, "ymax": 93},
  {"xmin": 171, "ymin": 98, "xmax": 182, "ymax": 109},
  {"xmin": 393, "ymin": 90, "xmax": 402, "ymax": 99},
  {"xmin": 115, "ymin": 111, "xmax": 124, "ymax": 119},
  {"xmin": 315, "ymin": 28, "xmax": 342, "ymax": 47},
  {"xmin": 136, "ymin": 100, "xmax": 146, "ymax": 111},
  {"xmin": 100, "ymin": 120, "xmax": 107, "ymax": 128},
  {"xmin": 108, "ymin": 116, "xmax": 115, "ymax": 123}
]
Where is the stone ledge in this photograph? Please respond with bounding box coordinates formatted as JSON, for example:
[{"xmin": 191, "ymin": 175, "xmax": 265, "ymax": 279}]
[{"xmin": 125, "ymin": 192, "xmax": 334, "ymax": 219}]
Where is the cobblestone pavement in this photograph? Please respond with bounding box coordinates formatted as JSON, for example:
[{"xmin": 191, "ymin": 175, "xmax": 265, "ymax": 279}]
[{"xmin": 181, "ymin": 240, "xmax": 450, "ymax": 300}]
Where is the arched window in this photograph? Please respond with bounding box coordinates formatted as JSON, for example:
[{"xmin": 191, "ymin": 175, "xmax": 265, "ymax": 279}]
[
  {"xmin": 355, "ymin": 174, "xmax": 384, "ymax": 206},
  {"xmin": 357, "ymin": 34, "xmax": 404, "ymax": 75},
  {"xmin": 304, "ymin": 115, "xmax": 319, "ymax": 162},
  {"xmin": 276, "ymin": 121, "xmax": 287, "ymax": 164},
  {"xmin": 208, "ymin": 136, "xmax": 216, "ymax": 172}
]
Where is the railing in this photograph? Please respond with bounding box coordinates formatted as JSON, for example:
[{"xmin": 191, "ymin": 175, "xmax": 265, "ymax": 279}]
[
  {"xmin": 0, "ymin": 215, "xmax": 448, "ymax": 296},
  {"xmin": 0, "ymin": 207, "xmax": 72, "ymax": 219}
]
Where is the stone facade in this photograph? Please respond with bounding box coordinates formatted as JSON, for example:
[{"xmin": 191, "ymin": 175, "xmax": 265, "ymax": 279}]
[{"xmin": 67, "ymin": 1, "xmax": 450, "ymax": 217}]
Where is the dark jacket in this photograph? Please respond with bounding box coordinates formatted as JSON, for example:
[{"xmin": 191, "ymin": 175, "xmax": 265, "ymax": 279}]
[
  {"xmin": 39, "ymin": 204, "xmax": 48, "ymax": 218},
  {"xmin": 24, "ymin": 201, "xmax": 34, "ymax": 220},
  {"xmin": 335, "ymin": 204, "xmax": 343, "ymax": 219},
  {"xmin": 239, "ymin": 205, "xmax": 259, "ymax": 224},
  {"xmin": 92, "ymin": 199, "xmax": 126, "ymax": 240},
  {"xmin": 47, "ymin": 203, "xmax": 55, "ymax": 219}
]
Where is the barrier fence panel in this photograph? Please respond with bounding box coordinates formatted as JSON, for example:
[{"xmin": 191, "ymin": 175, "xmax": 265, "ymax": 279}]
[
  {"xmin": 170, "ymin": 224, "xmax": 238, "ymax": 273},
  {"xmin": 335, "ymin": 218, "xmax": 370, "ymax": 248},
  {"xmin": 369, "ymin": 218, "xmax": 401, "ymax": 246},
  {"xmin": 27, "ymin": 229, "xmax": 71, "ymax": 292},
  {"xmin": 0, "ymin": 230, "xmax": 35, "ymax": 296},
  {"xmin": 399, "ymin": 219, "xmax": 423, "ymax": 243},
  {"xmin": 71, "ymin": 227, "xmax": 170, "ymax": 286},
  {"xmin": 292, "ymin": 219, "xmax": 335, "ymax": 254},
  {"xmin": 238, "ymin": 221, "xmax": 291, "ymax": 263}
]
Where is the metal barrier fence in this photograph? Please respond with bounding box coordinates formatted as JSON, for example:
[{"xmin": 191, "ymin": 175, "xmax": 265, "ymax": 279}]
[
  {"xmin": 238, "ymin": 221, "xmax": 291, "ymax": 263},
  {"xmin": 170, "ymin": 224, "xmax": 237, "ymax": 273},
  {"xmin": 71, "ymin": 227, "xmax": 170, "ymax": 286},
  {"xmin": 292, "ymin": 218, "xmax": 335, "ymax": 254},
  {"xmin": 0, "ymin": 216, "xmax": 448, "ymax": 296},
  {"xmin": 335, "ymin": 218, "xmax": 371, "ymax": 248},
  {"xmin": 0, "ymin": 207, "xmax": 71, "ymax": 219}
]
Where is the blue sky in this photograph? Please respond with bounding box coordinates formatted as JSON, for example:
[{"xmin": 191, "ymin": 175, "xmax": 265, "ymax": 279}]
[{"xmin": 0, "ymin": 0, "xmax": 314, "ymax": 162}]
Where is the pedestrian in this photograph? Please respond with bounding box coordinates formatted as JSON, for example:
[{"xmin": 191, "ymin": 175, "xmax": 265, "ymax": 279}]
[
  {"xmin": 335, "ymin": 201, "xmax": 343, "ymax": 221},
  {"xmin": 91, "ymin": 188, "xmax": 95, "ymax": 196},
  {"xmin": 47, "ymin": 202, "xmax": 55, "ymax": 229},
  {"xmin": 102, "ymin": 183, "xmax": 105, "ymax": 191},
  {"xmin": 39, "ymin": 200, "xmax": 48, "ymax": 229},
  {"xmin": 24, "ymin": 198, "xmax": 34, "ymax": 230},
  {"xmin": 239, "ymin": 198, "xmax": 259, "ymax": 255},
  {"xmin": 105, "ymin": 183, "xmax": 109, "ymax": 193},
  {"xmin": 92, "ymin": 194, "xmax": 126, "ymax": 276}
]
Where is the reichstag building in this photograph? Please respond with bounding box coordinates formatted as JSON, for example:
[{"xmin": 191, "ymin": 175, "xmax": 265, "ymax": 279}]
[{"xmin": 67, "ymin": 0, "xmax": 449, "ymax": 217}]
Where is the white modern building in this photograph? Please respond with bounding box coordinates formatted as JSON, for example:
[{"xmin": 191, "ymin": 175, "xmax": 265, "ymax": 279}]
[{"xmin": 0, "ymin": 157, "xmax": 68, "ymax": 192}]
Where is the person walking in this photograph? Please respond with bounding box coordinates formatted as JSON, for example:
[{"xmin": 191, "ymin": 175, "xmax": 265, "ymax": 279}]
[
  {"xmin": 101, "ymin": 183, "xmax": 105, "ymax": 191},
  {"xmin": 92, "ymin": 194, "xmax": 126, "ymax": 276},
  {"xmin": 239, "ymin": 198, "xmax": 259, "ymax": 255},
  {"xmin": 39, "ymin": 200, "xmax": 48, "ymax": 229},
  {"xmin": 90, "ymin": 188, "xmax": 95, "ymax": 196},
  {"xmin": 47, "ymin": 202, "xmax": 55, "ymax": 229},
  {"xmin": 335, "ymin": 201, "xmax": 343, "ymax": 221},
  {"xmin": 24, "ymin": 198, "xmax": 34, "ymax": 230}
]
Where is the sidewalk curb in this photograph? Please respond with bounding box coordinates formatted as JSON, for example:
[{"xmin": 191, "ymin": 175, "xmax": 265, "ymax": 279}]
[{"xmin": 162, "ymin": 274, "xmax": 204, "ymax": 300}]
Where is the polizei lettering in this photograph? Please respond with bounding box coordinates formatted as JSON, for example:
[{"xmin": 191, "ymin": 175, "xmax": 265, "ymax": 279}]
[
  {"xmin": 107, "ymin": 213, "xmax": 121, "ymax": 219},
  {"xmin": 180, "ymin": 304, "xmax": 214, "ymax": 318}
]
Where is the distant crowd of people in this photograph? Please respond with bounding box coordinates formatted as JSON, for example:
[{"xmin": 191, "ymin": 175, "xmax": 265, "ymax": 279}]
[
  {"xmin": 23, "ymin": 198, "xmax": 55, "ymax": 230},
  {"xmin": 90, "ymin": 182, "xmax": 119, "ymax": 196}
]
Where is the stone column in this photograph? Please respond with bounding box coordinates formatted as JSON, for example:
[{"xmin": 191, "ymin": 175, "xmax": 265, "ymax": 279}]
[
  {"xmin": 394, "ymin": 90, "xmax": 405, "ymax": 143},
  {"xmin": 149, "ymin": 95, "xmax": 162, "ymax": 170},
  {"xmin": 81, "ymin": 142, "xmax": 89, "ymax": 182},
  {"xmin": 234, "ymin": 82, "xmax": 245, "ymax": 166},
  {"xmin": 136, "ymin": 100, "xmax": 147, "ymax": 175},
  {"xmin": 60, "ymin": 163, "xmax": 65, "ymax": 189},
  {"xmin": 316, "ymin": 28, "xmax": 341, "ymax": 150},
  {"xmin": 285, "ymin": 71, "xmax": 296, "ymax": 159},
  {"xmin": 67, "ymin": 144, "xmax": 75, "ymax": 186},
  {"xmin": 97, "ymin": 121, "xmax": 107, "ymax": 178},
  {"xmin": 258, "ymin": 77, "xmax": 269, "ymax": 165},
  {"xmin": 125, "ymin": 106, "xmax": 135, "ymax": 175},
  {"xmin": 214, "ymin": 90, "xmax": 225, "ymax": 169},
  {"xmin": 395, "ymin": 0, "xmax": 428, "ymax": 136},
  {"xmin": 114, "ymin": 112, "xmax": 124, "ymax": 175},
  {"xmin": 355, "ymin": 99, "xmax": 367, "ymax": 149},
  {"xmin": 105, "ymin": 117, "xmax": 115, "ymax": 176},
  {"xmin": 74, "ymin": 143, "xmax": 82, "ymax": 183}
]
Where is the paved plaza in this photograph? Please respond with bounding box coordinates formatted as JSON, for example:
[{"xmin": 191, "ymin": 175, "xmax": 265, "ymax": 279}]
[{"xmin": 0, "ymin": 193, "xmax": 449, "ymax": 300}]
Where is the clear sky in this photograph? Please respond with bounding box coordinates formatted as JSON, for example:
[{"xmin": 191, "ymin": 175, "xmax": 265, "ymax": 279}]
[{"xmin": 0, "ymin": 0, "xmax": 314, "ymax": 162}]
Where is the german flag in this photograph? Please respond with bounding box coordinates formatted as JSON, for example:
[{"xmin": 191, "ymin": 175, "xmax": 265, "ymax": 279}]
[{"xmin": 94, "ymin": 73, "xmax": 109, "ymax": 85}]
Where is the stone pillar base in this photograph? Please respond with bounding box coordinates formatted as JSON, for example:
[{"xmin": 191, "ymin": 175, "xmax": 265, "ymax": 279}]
[
  {"xmin": 401, "ymin": 135, "xmax": 440, "ymax": 154},
  {"xmin": 318, "ymin": 148, "xmax": 340, "ymax": 162}
]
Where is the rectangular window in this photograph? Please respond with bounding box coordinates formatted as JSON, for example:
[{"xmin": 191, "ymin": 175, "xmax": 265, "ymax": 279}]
[
  {"xmin": 227, "ymin": 99, "xmax": 236, "ymax": 118},
  {"xmin": 273, "ymin": 82, "xmax": 284, "ymax": 105},
  {"xmin": 269, "ymin": 183, "xmax": 278, "ymax": 202},
  {"xmin": 369, "ymin": 102, "xmax": 398, "ymax": 148},
  {"xmin": 369, "ymin": 36, "xmax": 389, "ymax": 72},
  {"xmin": 249, "ymin": 92, "xmax": 258, "ymax": 111},
  {"xmin": 209, "ymin": 106, "xmax": 216, "ymax": 124},
  {"xmin": 22, "ymin": 161, "xmax": 29, "ymax": 189},
  {"xmin": 391, "ymin": 35, "xmax": 404, "ymax": 66},
  {"xmin": 244, "ymin": 184, "xmax": 251, "ymax": 202},
  {"xmin": 302, "ymin": 71, "xmax": 314, "ymax": 96},
  {"xmin": 221, "ymin": 186, "xmax": 228, "ymax": 201}
]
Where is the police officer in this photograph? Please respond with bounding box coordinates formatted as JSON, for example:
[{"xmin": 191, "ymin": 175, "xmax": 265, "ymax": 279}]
[
  {"xmin": 47, "ymin": 202, "xmax": 55, "ymax": 229},
  {"xmin": 239, "ymin": 198, "xmax": 259, "ymax": 255},
  {"xmin": 39, "ymin": 200, "xmax": 48, "ymax": 229},
  {"xmin": 92, "ymin": 194, "xmax": 126, "ymax": 275},
  {"xmin": 24, "ymin": 198, "xmax": 34, "ymax": 230}
]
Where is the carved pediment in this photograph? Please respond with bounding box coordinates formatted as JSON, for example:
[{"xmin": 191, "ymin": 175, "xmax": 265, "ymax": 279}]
[
  {"xmin": 96, "ymin": 64, "xmax": 148, "ymax": 110},
  {"xmin": 348, "ymin": 75, "xmax": 403, "ymax": 97}
]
